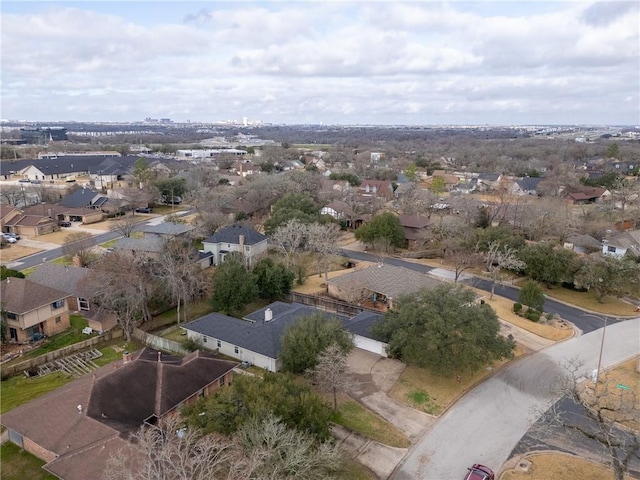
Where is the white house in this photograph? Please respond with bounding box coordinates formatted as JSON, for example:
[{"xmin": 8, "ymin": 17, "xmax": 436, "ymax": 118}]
[
  {"xmin": 202, "ymin": 223, "xmax": 268, "ymax": 267},
  {"xmin": 602, "ymin": 230, "xmax": 640, "ymax": 258}
]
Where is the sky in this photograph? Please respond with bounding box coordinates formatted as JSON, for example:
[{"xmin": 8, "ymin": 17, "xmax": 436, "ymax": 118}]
[{"xmin": 1, "ymin": 1, "xmax": 638, "ymax": 126}]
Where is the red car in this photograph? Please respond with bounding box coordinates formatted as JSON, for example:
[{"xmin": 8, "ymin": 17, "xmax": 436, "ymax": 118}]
[{"xmin": 464, "ymin": 464, "xmax": 495, "ymax": 480}]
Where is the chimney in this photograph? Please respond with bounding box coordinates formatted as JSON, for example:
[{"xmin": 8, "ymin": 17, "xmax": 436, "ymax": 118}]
[{"xmin": 264, "ymin": 308, "xmax": 273, "ymax": 322}]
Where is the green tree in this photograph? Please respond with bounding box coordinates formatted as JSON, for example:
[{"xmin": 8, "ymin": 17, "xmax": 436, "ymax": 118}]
[
  {"xmin": 429, "ymin": 176, "xmax": 446, "ymax": 195},
  {"xmin": 0, "ymin": 266, "xmax": 25, "ymax": 280},
  {"xmin": 354, "ymin": 212, "xmax": 405, "ymax": 249},
  {"xmin": 404, "ymin": 163, "xmax": 418, "ymax": 182},
  {"xmin": 280, "ymin": 313, "xmax": 354, "ymax": 375},
  {"xmin": 329, "ymin": 172, "xmax": 361, "ymax": 186},
  {"xmin": 184, "ymin": 372, "xmax": 333, "ymax": 441},
  {"xmin": 372, "ymin": 284, "xmax": 514, "ymax": 375},
  {"xmin": 252, "ymin": 257, "xmax": 294, "ymax": 301},
  {"xmin": 465, "ymin": 226, "xmax": 526, "ymax": 252},
  {"xmin": 519, "ymin": 242, "xmax": 580, "ymax": 288},
  {"xmin": 211, "ymin": 253, "xmax": 258, "ymax": 314},
  {"xmin": 518, "ymin": 280, "xmax": 545, "ymax": 312},
  {"xmin": 155, "ymin": 177, "xmax": 187, "ymax": 198},
  {"xmin": 264, "ymin": 193, "xmax": 320, "ymax": 235},
  {"xmin": 573, "ymin": 255, "xmax": 640, "ymax": 303},
  {"xmin": 606, "ymin": 143, "xmax": 620, "ymax": 159}
]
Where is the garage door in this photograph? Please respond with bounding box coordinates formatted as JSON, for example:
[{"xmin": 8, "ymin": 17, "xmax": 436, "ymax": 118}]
[{"xmin": 354, "ymin": 335, "xmax": 387, "ymax": 356}]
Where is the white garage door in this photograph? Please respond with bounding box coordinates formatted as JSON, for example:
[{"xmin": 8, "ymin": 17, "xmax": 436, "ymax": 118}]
[{"xmin": 354, "ymin": 335, "xmax": 387, "ymax": 356}]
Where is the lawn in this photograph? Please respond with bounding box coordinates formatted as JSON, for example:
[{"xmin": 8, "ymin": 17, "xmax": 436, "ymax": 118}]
[
  {"xmin": 501, "ymin": 452, "xmax": 635, "ymax": 480},
  {"xmin": 337, "ymin": 457, "xmax": 378, "ymax": 480},
  {"xmin": 331, "ymin": 397, "xmax": 410, "ymax": 448},
  {"xmin": 0, "ymin": 442, "xmax": 57, "ymax": 480}
]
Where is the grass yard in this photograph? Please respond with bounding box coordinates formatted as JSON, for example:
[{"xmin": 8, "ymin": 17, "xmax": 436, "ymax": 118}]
[
  {"xmin": 0, "ymin": 371, "xmax": 71, "ymax": 414},
  {"xmin": 0, "ymin": 442, "xmax": 57, "ymax": 480},
  {"xmin": 338, "ymin": 457, "xmax": 378, "ymax": 480},
  {"xmin": 390, "ymin": 344, "xmax": 528, "ymax": 415},
  {"xmin": 539, "ymin": 284, "xmax": 638, "ymax": 317},
  {"xmin": 331, "ymin": 397, "xmax": 411, "ymax": 448},
  {"xmin": 500, "ymin": 452, "xmax": 635, "ymax": 480}
]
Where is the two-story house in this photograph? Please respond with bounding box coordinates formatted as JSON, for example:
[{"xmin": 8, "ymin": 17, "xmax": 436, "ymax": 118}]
[
  {"xmin": 1, "ymin": 277, "xmax": 71, "ymax": 343},
  {"xmin": 202, "ymin": 223, "xmax": 268, "ymax": 267}
]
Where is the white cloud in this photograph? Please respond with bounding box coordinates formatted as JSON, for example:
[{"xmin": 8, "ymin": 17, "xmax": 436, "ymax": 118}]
[{"xmin": 1, "ymin": 1, "xmax": 638, "ymax": 124}]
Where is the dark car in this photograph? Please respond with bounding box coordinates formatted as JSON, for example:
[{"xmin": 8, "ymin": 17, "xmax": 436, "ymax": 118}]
[
  {"xmin": 59, "ymin": 221, "xmax": 72, "ymax": 227},
  {"xmin": 135, "ymin": 207, "xmax": 153, "ymax": 213},
  {"xmin": 464, "ymin": 464, "xmax": 494, "ymax": 480}
]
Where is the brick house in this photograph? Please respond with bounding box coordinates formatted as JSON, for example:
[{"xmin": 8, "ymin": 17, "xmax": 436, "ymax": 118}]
[{"xmin": 1, "ymin": 277, "xmax": 71, "ymax": 343}]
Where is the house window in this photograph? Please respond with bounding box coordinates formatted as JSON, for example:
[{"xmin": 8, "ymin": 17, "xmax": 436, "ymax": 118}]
[
  {"xmin": 52, "ymin": 300, "xmax": 64, "ymax": 309},
  {"xmin": 219, "ymin": 377, "xmax": 225, "ymax": 387},
  {"xmin": 217, "ymin": 340, "xmax": 221, "ymax": 348},
  {"xmin": 202, "ymin": 335, "xmax": 207, "ymax": 343},
  {"xmin": 6, "ymin": 312, "xmax": 17, "ymax": 320},
  {"xmin": 607, "ymin": 246, "xmax": 616, "ymax": 253},
  {"xmin": 78, "ymin": 298, "xmax": 89, "ymax": 311},
  {"xmin": 55, "ymin": 316, "xmax": 61, "ymax": 324},
  {"xmin": 234, "ymin": 346, "xmax": 239, "ymax": 354}
]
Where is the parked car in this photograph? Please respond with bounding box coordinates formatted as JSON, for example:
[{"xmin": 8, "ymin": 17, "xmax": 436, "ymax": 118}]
[
  {"xmin": 135, "ymin": 207, "xmax": 153, "ymax": 213},
  {"xmin": 59, "ymin": 221, "xmax": 72, "ymax": 227},
  {"xmin": 464, "ymin": 464, "xmax": 495, "ymax": 480},
  {"xmin": 3, "ymin": 232, "xmax": 20, "ymax": 240},
  {"xmin": 18, "ymin": 178, "xmax": 31, "ymax": 183},
  {"xmin": 1, "ymin": 233, "xmax": 17, "ymax": 243},
  {"xmin": 162, "ymin": 195, "xmax": 182, "ymax": 205}
]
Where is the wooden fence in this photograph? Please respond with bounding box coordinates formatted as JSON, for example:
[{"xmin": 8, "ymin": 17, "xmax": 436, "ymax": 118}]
[
  {"xmin": 285, "ymin": 292, "xmax": 375, "ymax": 317},
  {"xmin": 1, "ymin": 329, "xmax": 124, "ymax": 378},
  {"xmin": 132, "ymin": 328, "xmax": 189, "ymax": 356}
]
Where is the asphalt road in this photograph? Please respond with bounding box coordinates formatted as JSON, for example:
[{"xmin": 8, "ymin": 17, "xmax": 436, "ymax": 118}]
[{"xmin": 391, "ymin": 318, "xmax": 640, "ymax": 480}]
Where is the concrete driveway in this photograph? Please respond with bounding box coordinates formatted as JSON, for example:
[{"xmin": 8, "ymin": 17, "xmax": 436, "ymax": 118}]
[{"xmin": 337, "ymin": 349, "xmax": 435, "ymax": 478}]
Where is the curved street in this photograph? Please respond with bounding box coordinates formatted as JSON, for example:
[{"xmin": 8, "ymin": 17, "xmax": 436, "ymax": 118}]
[{"xmin": 391, "ymin": 318, "xmax": 640, "ymax": 479}]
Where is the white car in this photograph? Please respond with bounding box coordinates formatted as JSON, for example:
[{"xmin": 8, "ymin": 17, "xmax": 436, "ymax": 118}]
[{"xmin": 1, "ymin": 233, "xmax": 17, "ymax": 243}]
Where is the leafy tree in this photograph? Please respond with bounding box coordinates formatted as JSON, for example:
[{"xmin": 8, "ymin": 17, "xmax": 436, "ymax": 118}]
[
  {"xmin": 465, "ymin": 226, "xmax": 526, "ymax": 252},
  {"xmin": 185, "ymin": 372, "xmax": 333, "ymax": 441},
  {"xmin": 354, "ymin": 212, "xmax": 405, "ymax": 249},
  {"xmin": 329, "ymin": 172, "xmax": 361, "ymax": 186},
  {"xmin": 252, "ymin": 257, "xmax": 294, "ymax": 301},
  {"xmin": 519, "ymin": 242, "xmax": 580, "ymax": 288},
  {"xmin": 518, "ymin": 280, "xmax": 545, "ymax": 313},
  {"xmin": 429, "ymin": 176, "xmax": 446, "ymax": 195},
  {"xmin": 211, "ymin": 253, "xmax": 258, "ymax": 314},
  {"xmin": 372, "ymin": 284, "xmax": 514, "ymax": 375},
  {"xmin": 404, "ymin": 163, "xmax": 418, "ymax": 182},
  {"xmin": 573, "ymin": 255, "xmax": 640, "ymax": 303},
  {"xmin": 0, "ymin": 266, "xmax": 25, "ymax": 280},
  {"xmin": 264, "ymin": 193, "xmax": 320, "ymax": 235},
  {"xmin": 280, "ymin": 313, "xmax": 354, "ymax": 375},
  {"xmin": 155, "ymin": 177, "xmax": 187, "ymax": 198}
]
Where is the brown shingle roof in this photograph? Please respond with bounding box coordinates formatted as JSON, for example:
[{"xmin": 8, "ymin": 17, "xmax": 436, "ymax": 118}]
[{"xmin": 1, "ymin": 277, "xmax": 70, "ymax": 314}]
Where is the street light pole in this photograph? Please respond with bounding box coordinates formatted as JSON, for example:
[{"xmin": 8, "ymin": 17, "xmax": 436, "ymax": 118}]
[{"xmin": 584, "ymin": 313, "xmax": 608, "ymax": 385}]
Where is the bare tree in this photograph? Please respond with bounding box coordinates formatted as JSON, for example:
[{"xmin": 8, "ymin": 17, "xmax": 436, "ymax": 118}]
[
  {"xmin": 542, "ymin": 364, "xmax": 640, "ymax": 480},
  {"xmin": 1, "ymin": 185, "xmax": 24, "ymax": 206},
  {"xmin": 306, "ymin": 222, "xmax": 340, "ymax": 281},
  {"xmin": 480, "ymin": 241, "xmax": 525, "ymax": 299},
  {"xmin": 306, "ymin": 343, "xmax": 351, "ymax": 412},
  {"xmin": 611, "ymin": 176, "xmax": 639, "ymax": 222},
  {"xmin": 110, "ymin": 215, "xmax": 138, "ymax": 238},
  {"xmin": 152, "ymin": 239, "xmax": 208, "ymax": 324},
  {"xmin": 269, "ymin": 219, "xmax": 307, "ymax": 270},
  {"xmin": 62, "ymin": 231, "xmax": 95, "ymax": 266},
  {"xmin": 443, "ymin": 245, "xmax": 479, "ymax": 283}
]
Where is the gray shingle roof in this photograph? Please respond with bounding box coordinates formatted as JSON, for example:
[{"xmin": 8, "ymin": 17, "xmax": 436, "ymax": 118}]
[
  {"xmin": 343, "ymin": 310, "xmax": 385, "ymax": 341},
  {"xmin": 183, "ymin": 302, "xmax": 346, "ymax": 359},
  {"xmin": 1, "ymin": 277, "xmax": 69, "ymax": 313},
  {"xmin": 140, "ymin": 222, "xmax": 195, "ymax": 236},
  {"xmin": 115, "ymin": 236, "xmax": 165, "ymax": 253},
  {"xmin": 28, "ymin": 264, "xmax": 90, "ymax": 298},
  {"xmin": 326, "ymin": 264, "xmax": 444, "ymax": 300},
  {"xmin": 204, "ymin": 223, "xmax": 266, "ymax": 245},
  {"xmin": 58, "ymin": 188, "xmax": 103, "ymax": 208}
]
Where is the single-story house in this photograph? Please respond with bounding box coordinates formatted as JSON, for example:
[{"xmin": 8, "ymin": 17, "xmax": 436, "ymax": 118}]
[
  {"xmin": 326, "ymin": 263, "xmax": 444, "ymax": 310},
  {"xmin": 563, "ymin": 234, "xmax": 602, "ymax": 255},
  {"xmin": 565, "ymin": 187, "xmax": 610, "ymax": 205},
  {"xmin": 602, "ymin": 230, "xmax": 640, "ymax": 258},
  {"xmin": 0, "ymin": 348, "xmax": 237, "ymax": 480},
  {"xmin": 202, "ymin": 223, "xmax": 268, "ymax": 267},
  {"xmin": 509, "ymin": 177, "xmax": 543, "ymax": 196},
  {"xmin": 182, "ymin": 302, "xmax": 346, "ymax": 372},
  {"xmin": 1, "ymin": 277, "xmax": 71, "ymax": 343},
  {"xmin": 22, "ymin": 203, "xmax": 104, "ymax": 225},
  {"xmin": 343, "ymin": 310, "xmax": 388, "ymax": 356}
]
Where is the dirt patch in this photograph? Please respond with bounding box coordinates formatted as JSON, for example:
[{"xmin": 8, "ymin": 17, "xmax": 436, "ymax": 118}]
[
  {"xmin": 292, "ymin": 261, "xmax": 375, "ymax": 295},
  {"xmin": 0, "ymin": 245, "xmax": 43, "ymax": 263}
]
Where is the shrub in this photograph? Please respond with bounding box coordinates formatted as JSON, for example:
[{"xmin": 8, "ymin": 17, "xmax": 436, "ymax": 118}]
[
  {"xmin": 182, "ymin": 337, "xmax": 203, "ymax": 352},
  {"xmin": 524, "ymin": 309, "xmax": 542, "ymax": 322},
  {"xmin": 513, "ymin": 302, "xmax": 523, "ymax": 314}
]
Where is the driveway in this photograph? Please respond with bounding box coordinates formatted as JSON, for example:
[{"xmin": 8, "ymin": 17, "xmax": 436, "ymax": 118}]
[{"xmin": 336, "ymin": 349, "xmax": 435, "ymax": 479}]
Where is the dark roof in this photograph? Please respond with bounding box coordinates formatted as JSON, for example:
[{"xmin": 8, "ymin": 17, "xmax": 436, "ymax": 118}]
[
  {"xmin": 516, "ymin": 176, "xmax": 543, "ymax": 192},
  {"xmin": 204, "ymin": 223, "xmax": 267, "ymax": 245},
  {"xmin": 399, "ymin": 214, "xmax": 430, "ymax": 229},
  {"xmin": 0, "ymin": 155, "xmax": 142, "ymax": 176},
  {"xmin": 343, "ymin": 310, "xmax": 385, "ymax": 341},
  {"xmin": 183, "ymin": 302, "xmax": 346, "ymax": 359},
  {"xmin": 28, "ymin": 264, "xmax": 90, "ymax": 298},
  {"xmin": 0, "ymin": 348, "xmax": 237, "ymax": 480},
  {"xmin": 1, "ymin": 277, "xmax": 69, "ymax": 313},
  {"xmin": 140, "ymin": 222, "xmax": 195, "ymax": 236},
  {"xmin": 478, "ymin": 173, "xmax": 500, "ymax": 182},
  {"xmin": 58, "ymin": 188, "xmax": 102, "ymax": 208}
]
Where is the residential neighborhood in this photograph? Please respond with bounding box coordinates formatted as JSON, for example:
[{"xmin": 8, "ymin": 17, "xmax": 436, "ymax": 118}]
[{"xmin": 1, "ymin": 123, "xmax": 639, "ymax": 480}]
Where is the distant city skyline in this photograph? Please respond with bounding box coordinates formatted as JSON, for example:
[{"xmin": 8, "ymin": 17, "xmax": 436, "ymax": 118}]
[{"xmin": 1, "ymin": 1, "xmax": 639, "ymax": 126}]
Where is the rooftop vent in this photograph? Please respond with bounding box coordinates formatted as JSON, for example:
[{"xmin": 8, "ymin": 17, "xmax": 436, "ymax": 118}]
[{"xmin": 265, "ymin": 308, "xmax": 273, "ymax": 322}]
